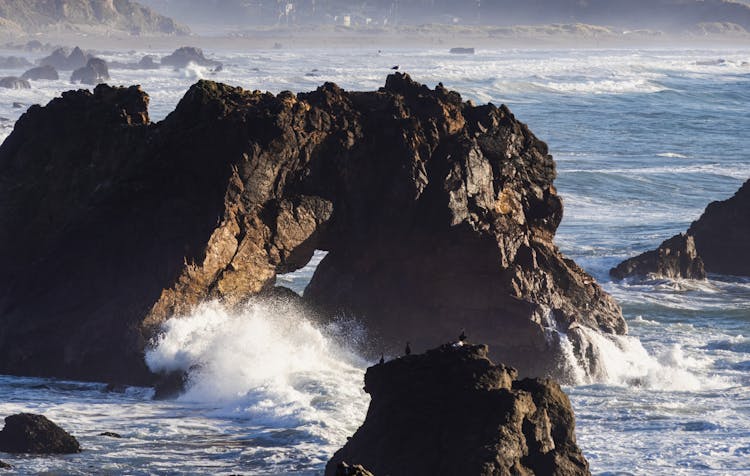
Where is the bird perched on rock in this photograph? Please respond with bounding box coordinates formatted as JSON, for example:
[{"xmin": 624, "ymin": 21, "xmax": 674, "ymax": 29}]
[
  {"xmin": 405, "ymin": 342, "xmax": 411, "ymax": 356},
  {"xmin": 459, "ymin": 329, "xmax": 467, "ymax": 343},
  {"xmin": 379, "ymin": 354, "xmax": 385, "ymax": 365}
]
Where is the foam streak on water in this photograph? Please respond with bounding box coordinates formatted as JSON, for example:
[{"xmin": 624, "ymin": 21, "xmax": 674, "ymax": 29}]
[{"xmin": 1, "ymin": 47, "xmax": 749, "ymax": 474}]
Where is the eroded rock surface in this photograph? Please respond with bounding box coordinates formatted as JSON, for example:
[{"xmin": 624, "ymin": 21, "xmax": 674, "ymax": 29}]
[
  {"xmin": 0, "ymin": 413, "xmax": 80, "ymax": 454},
  {"xmin": 613, "ymin": 179, "xmax": 749, "ymax": 279},
  {"xmin": 0, "ymin": 74, "xmax": 624, "ymax": 385},
  {"xmin": 610, "ymin": 233, "xmax": 706, "ymax": 280},
  {"xmin": 325, "ymin": 344, "xmax": 590, "ymax": 476},
  {"xmin": 161, "ymin": 46, "xmax": 222, "ymax": 69},
  {"xmin": 70, "ymin": 57, "xmax": 110, "ymax": 85}
]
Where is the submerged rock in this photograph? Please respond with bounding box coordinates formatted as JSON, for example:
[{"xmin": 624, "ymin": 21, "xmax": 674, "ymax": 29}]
[
  {"xmin": 0, "ymin": 76, "xmax": 30, "ymax": 89},
  {"xmin": 613, "ymin": 179, "xmax": 749, "ymax": 278},
  {"xmin": 610, "ymin": 233, "xmax": 706, "ymax": 280},
  {"xmin": 99, "ymin": 431, "xmax": 122, "ymax": 438},
  {"xmin": 0, "ymin": 74, "xmax": 624, "ymax": 385},
  {"xmin": 161, "ymin": 46, "xmax": 222, "ymax": 69},
  {"xmin": 0, "ymin": 413, "xmax": 81, "ymax": 454},
  {"xmin": 71, "ymin": 58, "xmax": 110, "ymax": 85},
  {"xmin": 325, "ymin": 344, "xmax": 590, "ymax": 476},
  {"xmin": 21, "ymin": 65, "xmax": 59, "ymax": 81}
]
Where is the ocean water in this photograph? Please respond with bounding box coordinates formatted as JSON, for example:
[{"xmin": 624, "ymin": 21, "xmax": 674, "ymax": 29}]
[{"xmin": 1, "ymin": 47, "xmax": 749, "ymax": 475}]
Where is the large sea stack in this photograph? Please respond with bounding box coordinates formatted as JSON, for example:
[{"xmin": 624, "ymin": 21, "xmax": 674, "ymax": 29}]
[
  {"xmin": 0, "ymin": 74, "xmax": 625, "ymax": 385},
  {"xmin": 326, "ymin": 344, "xmax": 590, "ymax": 476},
  {"xmin": 612, "ymin": 179, "xmax": 749, "ymax": 279}
]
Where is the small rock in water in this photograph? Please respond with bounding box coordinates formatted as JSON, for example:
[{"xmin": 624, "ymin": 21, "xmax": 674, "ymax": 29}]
[
  {"xmin": 99, "ymin": 431, "xmax": 122, "ymax": 438},
  {"xmin": 0, "ymin": 76, "xmax": 31, "ymax": 89},
  {"xmin": 0, "ymin": 460, "xmax": 12, "ymax": 470},
  {"xmin": 0, "ymin": 413, "xmax": 81, "ymax": 454},
  {"xmin": 12, "ymin": 102, "xmax": 25, "ymax": 109},
  {"xmin": 335, "ymin": 462, "xmax": 374, "ymax": 476},
  {"xmin": 71, "ymin": 58, "xmax": 110, "ymax": 85}
]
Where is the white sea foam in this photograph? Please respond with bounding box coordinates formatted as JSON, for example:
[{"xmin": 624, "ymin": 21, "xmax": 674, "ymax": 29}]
[{"xmin": 146, "ymin": 299, "xmax": 369, "ymax": 446}]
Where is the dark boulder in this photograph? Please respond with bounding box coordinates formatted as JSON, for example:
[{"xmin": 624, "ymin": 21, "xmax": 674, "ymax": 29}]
[
  {"xmin": 610, "ymin": 233, "xmax": 706, "ymax": 280},
  {"xmin": 0, "ymin": 460, "xmax": 11, "ymax": 470},
  {"xmin": 99, "ymin": 431, "xmax": 122, "ymax": 438},
  {"xmin": 71, "ymin": 58, "xmax": 110, "ymax": 85},
  {"xmin": 613, "ymin": 179, "xmax": 749, "ymax": 278},
  {"xmin": 39, "ymin": 47, "xmax": 90, "ymax": 71},
  {"xmin": 0, "ymin": 56, "xmax": 32, "ymax": 69},
  {"xmin": 161, "ymin": 46, "xmax": 222, "ymax": 69},
  {"xmin": 325, "ymin": 344, "xmax": 590, "ymax": 476},
  {"xmin": 0, "ymin": 77, "xmax": 30, "ymax": 89},
  {"xmin": 21, "ymin": 65, "xmax": 59, "ymax": 81},
  {"xmin": 0, "ymin": 75, "xmax": 624, "ymax": 385},
  {"xmin": 688, "ymin": 179, "xmax": 750, "ymax": 276},
  {"xmin": 0, "ymin": 413, "xmax": 81, "ymax": 454}
]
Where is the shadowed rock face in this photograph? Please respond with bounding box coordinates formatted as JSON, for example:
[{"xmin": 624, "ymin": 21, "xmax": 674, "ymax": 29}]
[
  {"xmin": 0, "ymin": 413, "xmax": 80, "ymax": 454},
  {"xmin": 325, "ymin": 344, "xmax": 590, "ymax": 476},
  {"xmin": 0, "ymin": 74, "xmax": 624, "ymax": 385},
  {"xmin": 610, "ymin": 233, "xmax": 706, "ymax": 280},
  {"xmin": 613, "ymin": 179, "xmax": 749, "ymax": 279}
]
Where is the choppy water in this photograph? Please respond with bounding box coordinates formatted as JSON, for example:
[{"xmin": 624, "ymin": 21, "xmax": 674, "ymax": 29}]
[{"xmin": 1, "ymin": 47, "xmax": 749, "ymax": 475}]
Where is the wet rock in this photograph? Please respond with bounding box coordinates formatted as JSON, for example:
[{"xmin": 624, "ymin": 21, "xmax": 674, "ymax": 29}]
[
  {"xmin": 610, "ymin": 233, "xmax": 706, "ymax": 280},
  {"xmin": 325, "ymin": 344, "xmax": 590, "ymax": 476},
  {"xmin": 0, "ymin": 75, "xmax": 624, "ymax": 385},
  {"xmin": 688, "ymin": 179, "xmax": 750, "ymax": 276},
  {"xmin": 613, "ymin": 179, "xmax": 750, "ymax": 278},
  {"xmin": 0, "ymin": 460, "xmax": 11, "ymax": 470},
  {"xmin": 0, "ymin": 413, "xmax": 81, "ymax": 454},
  {"xmin": 0, "ymin": 56, "xmax": 32, "ymax": 69},
  {"xmin": 71, "ymin": 58, "xmax": 110, "ymax": 85},
  {"xmin": 161, "ymin": 46, "xmax": 222, "ymax": 69},
  {"xmin": 0, "ymin": 77, "xmax": 30, "ymax": 89},
  {"xmin": 40, "ymin": 47, "xmax": 90, "ymax": 70},
  {"xmin": 21, "ymin": 65, "xmax": 59, "ymax": 81},
  {"xmin": 99, "ymin": 431, "xmax": 122, "ymax": 438},
  {"xmin": 334, "ymin": 462, "xmax": 373, "ymax": 476},
  {"xmin": 152, "ymin": 370, "xmax": 189, "ymax": 400},
  {"xmin": 12, "ymin": 102, "xmax": 25, "ymax": 108}
]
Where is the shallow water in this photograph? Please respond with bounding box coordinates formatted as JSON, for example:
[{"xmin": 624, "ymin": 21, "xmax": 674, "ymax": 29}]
[{"xmin": 1, "ymin": 47, "xmax": 749, "ymax": 475}]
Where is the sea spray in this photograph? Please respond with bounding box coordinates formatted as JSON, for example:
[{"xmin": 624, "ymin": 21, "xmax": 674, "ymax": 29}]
[{"xmin": 145, "ymin": 298, "xmax": 369, "ymax": 448}]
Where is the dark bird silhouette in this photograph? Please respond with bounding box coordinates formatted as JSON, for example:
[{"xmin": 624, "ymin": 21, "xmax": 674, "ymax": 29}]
[
  {"xmin": 391, "ymin": 65, "xmax": 399, "ymax": 70},
  {"xmin": 405, "ymin": 342, "xmax": 411, "ymax": 356},
  {"xmin": 459, "ymin": 329, "xmax": 467, "ymax": 343},
  {"xmin": 379, "ymin": 354, "xmax": 385, "ymax": 365}
]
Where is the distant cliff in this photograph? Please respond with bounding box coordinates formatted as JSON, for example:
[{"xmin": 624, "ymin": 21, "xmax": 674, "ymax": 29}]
[
  {"xmin": 0, "ymin": 0, "xmax": 189, "ymax": 35},
  {"xmin": 141, "ymin": 0, "xmax": 750, "ymax": 34}
]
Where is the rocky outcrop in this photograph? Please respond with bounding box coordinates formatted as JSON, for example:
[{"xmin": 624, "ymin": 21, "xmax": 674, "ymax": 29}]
[
  {"xmin": 0, "ymin": 75, "xmax": 624, "ymax": 385},
  {"xmin": 0, "ymin": 0, "xmax": 189, "ymax": 35},
  {"xmin": 0, "ymin": 55, "xmax": 32, "ymax": 69},
  {"xmin": 0, "ymin": 76, "xmax": 30, "ymax": 89},
  {"xmin": 39, "ymin": 46, "xmax": 89, "ymax": 70},
  {"xmin": 687, "ymin": 179, "xmax": 750, "ymax": 276},
  {"xmin": 334, "ymin": 463, "xmax": 374, "ymax": 476},
  {"xmin": 610, "ymin": 233, "xmax": 706, "ymax": 280},
  {"xmin": 70, "ymin": 57, "xmax": 110, "ymax": 84},
  {"xmin": 326, "ymin": 344, "xmax": 590, "ymax": 476},
  {"xmin": 0, "ymin": 413, "xmax": 81, "ymax": 454},
  {"xmin": 161, "ymin": 47, "xmax": 222, "ymax": 69},
  {"xmin": 613, "ymin": 179, "xmax": 749, "ymax": 279},
  {"xmin": 21, "ymin": 64, "xmax": 58, "ymax": 80}
]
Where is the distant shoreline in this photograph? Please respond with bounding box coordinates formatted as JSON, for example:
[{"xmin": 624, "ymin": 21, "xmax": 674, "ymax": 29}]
[{"xmin": 3, "ymin": 23, "xmax": 750, "ymax": 53}]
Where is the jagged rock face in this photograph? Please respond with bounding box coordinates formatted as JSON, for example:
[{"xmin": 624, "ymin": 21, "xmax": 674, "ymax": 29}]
[
  {"xmin": 70, "ymin": 57, "xmax": 110, "ymax": 84},
  {"xmin": 39, "ymin": 46, "xmax": 90, "ymax": 70},
  {"xmin": 0, "ymin": 75, "xmax": 624, "ymax": 385},
  {"xmin": 613, "ymin": 179, "xmax": 749, "ymax": 279},
  {"xmin": 326, "ymin": 344, "xmax": 590, "ymax": 476},
  {"xmin": 610, "ymin": 233, "xmax": 706, "ymax": 280},
  {"xmin": 0, "ymin": 413, "xmax": 80, "ymax": 454},
  {"xmin": 21, "ymin": 64, "xmax": 59, "ymax": 80},
  {"xmin": 688, "ymin": 179, "xmax": 750, "ymax": 276}
]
